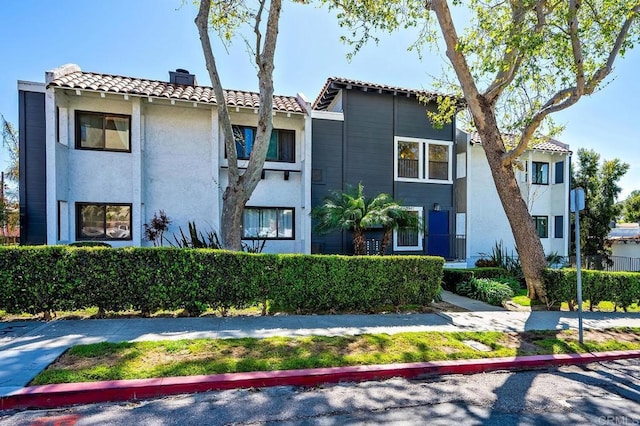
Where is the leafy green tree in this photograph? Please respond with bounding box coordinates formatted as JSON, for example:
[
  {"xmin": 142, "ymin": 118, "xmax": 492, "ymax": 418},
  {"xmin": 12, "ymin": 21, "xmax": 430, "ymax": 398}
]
[
  {"xmin": 572, "ymin": 148, "xmax": 629, "ymax": 262},
  {"xmin": 621, "ymin": 190, "xmax": 640, "ymax": 223},
  {"xmin": 1, "ymin": 114, "xmax": 19, "ymax": 237},
  {"xmin": 321, "ymin": 0, "xmax": 640, "ymax": 301},
  {"xmin": 1, "ymin": 115, "xmax": 18, "ymax": 184},
  {"xmin": 195, "ymin": 0, "xmax": 283, "ymax": 250},
  {"xmin": 312, "ymin": 184, "xmax": 421, "ymax": 255}
]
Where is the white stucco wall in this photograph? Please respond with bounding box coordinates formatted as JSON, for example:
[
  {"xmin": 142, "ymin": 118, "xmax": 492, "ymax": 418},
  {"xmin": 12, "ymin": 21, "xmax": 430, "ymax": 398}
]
[
  {"xmin": 54, "ymin": 94, "xmax": 138, "ymax": 247},
  {"xmin": 465, "ymin": 143, "xmax": 570, "ymax": 265},
  {"xmin": 611, "ymin": 242, "xmax": 640, "ymax": 259},
  {"xmin": 143, "ymin": 103, "xmax": 216, "ymax": 245}
]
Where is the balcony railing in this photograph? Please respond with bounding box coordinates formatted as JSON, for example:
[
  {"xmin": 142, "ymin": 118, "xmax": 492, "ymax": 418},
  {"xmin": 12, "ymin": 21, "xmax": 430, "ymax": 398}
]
[
  {"xmin": 426, "ymin": 234, "xmax": 467, "ymax": 261},
  {"xmin": 398, "ymin": 158, "xmax": 419, "ymax": 179},
  {"xmin": 363, "ymin": 235, "xmax": 466, "ymax": 259},
  {"xmin": 568, "ymin": 255, "xmax": 640, "ymax": 272}
]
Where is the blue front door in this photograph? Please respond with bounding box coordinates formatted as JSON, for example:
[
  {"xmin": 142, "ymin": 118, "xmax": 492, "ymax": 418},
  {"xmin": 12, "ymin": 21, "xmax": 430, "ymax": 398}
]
[{"xmin": 428, "ymin": 210, "xmax": 449, "ymax": 258}]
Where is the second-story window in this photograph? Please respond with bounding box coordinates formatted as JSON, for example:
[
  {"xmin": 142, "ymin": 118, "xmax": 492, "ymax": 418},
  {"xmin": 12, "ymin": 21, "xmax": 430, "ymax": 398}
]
[
  {"xmin": 532, "ymin": 161, "xmax": 549, "ymax": 185},
  {"xmin": 394, "ymin": 137, "xmax": 452, "ymax": 183},
  {"xmin": 76, "ymin": 111, "xmax": 130, "ymax": 152},
  {"xmin": 233, "ymin": 125, "xmax": 295, "ymax": 163},
  {"xmin": 533, "ymin": 215, "xmax": 549, "ymax": 238}
]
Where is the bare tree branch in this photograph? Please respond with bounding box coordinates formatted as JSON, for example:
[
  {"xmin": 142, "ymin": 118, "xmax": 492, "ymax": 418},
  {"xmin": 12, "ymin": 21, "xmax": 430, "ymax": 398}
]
[
  {"xmin": 254, "ymin": 0, "xmax": 266, "ymax": 64},
  {"xmin": 195, "ymin": 0, "xmax": 239, "ymax": 183},
  {"xmin": 431, "ymin": 0, "xmax": 484, "ymax": 119},
  {"xmin": 484, "ymin": 1, "xmax": 527, "ymax": 104},
  {"xmin": 569, "ymin": 0, "xmax": 586, "ymax": 96},
  {"xmin": 240, "ymin": 0, "xmax": 282, "ymax": 195}
]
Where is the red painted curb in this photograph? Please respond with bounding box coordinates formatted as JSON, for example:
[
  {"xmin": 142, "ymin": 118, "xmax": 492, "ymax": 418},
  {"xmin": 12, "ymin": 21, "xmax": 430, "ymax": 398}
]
[{"xmin": 2, "ymin": 350, "xmax": 639, "ymax": 411}]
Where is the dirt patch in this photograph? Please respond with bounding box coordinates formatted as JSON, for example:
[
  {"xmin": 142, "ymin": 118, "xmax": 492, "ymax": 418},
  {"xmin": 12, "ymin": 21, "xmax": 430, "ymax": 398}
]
[
  {"xmin": 583, "ymin": 328, "xmax": 640, "ymax": 344},
  {"xmin": 500, "ymin": 332, "xmax": 544, "ymax": 354}
]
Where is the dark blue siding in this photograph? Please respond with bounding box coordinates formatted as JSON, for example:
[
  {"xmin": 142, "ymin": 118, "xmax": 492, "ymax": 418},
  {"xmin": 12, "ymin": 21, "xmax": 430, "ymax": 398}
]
[
  {"xmin": 19, "ymin": 90, "xmax": 47, "ymax": 245},
  {"xmin": 311, "ymin": 88, "xmax": 456, "ymax": 255},
  {"xmin": 311, "ymin": 118, "xmax": 344, "ymax": 254}
]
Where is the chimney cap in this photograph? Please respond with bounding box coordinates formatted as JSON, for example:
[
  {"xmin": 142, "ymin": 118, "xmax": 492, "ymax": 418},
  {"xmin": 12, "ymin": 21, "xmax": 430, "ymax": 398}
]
[{"xmin": 169, "ymin": 69, "xmax": 197, "ymax": 86}]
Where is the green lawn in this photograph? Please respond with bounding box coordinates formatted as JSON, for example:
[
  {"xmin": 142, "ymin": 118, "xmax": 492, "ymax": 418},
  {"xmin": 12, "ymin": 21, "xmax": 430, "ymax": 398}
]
[{"xmin": 32, "ymin": 328, "xmax": 640, "ymax": 385}]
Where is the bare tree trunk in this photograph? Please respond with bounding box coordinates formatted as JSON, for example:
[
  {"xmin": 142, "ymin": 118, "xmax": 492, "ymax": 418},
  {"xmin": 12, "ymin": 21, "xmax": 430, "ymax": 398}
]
[
  {"xmin": 431, "ymin": 0, "xmax": 548, "ymax": 302},
  {"xmin": 379, "ymin": 228, "xmax": 392, "ymax": 255},
  {"xmin": 196, "ymin": 0, "xmax": 282, "ymax": 251},
  {"xmin": 220, "ymin": 181, "xmax": 248, "ymax": 251},
  {"xmin": 353, "ymin": 226, "xmax": 366, "ymax": 255},
  {"xmin": 477, "ymin": 122, "xmax": 548, "ymax": 302}
]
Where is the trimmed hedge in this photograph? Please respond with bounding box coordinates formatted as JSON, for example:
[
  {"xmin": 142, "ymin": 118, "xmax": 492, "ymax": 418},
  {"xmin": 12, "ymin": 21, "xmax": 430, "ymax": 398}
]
[
  {"xmin": 543, "ymin": 269, "xmax": 640, "ymax": 311},
  {"xmin": 442, "ymin": 267, "xmax": 507, "ymax": 291},
  {"xmin": 0, "ymin": 247, "xmax": 443, "ymax": 317}
]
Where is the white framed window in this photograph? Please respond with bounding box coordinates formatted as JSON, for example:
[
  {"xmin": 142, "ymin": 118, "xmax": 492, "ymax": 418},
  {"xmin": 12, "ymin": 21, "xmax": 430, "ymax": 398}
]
[
  {"xmin": 393, "ymin": 207, "xmax": 424, "ymax": 251},
  {"xmin": 242, "ymin": 207, "xmax": 294, "ymax": 240},
  {"xmin": 394, "ymin": 137, "xmax": 453, "ymax": 183}
]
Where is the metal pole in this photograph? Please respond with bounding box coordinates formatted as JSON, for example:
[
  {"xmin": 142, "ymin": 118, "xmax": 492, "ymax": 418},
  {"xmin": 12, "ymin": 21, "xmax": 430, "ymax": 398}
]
[{"xmin": 574, "ymin": 189, "xmax": 584, "ymax": 344}]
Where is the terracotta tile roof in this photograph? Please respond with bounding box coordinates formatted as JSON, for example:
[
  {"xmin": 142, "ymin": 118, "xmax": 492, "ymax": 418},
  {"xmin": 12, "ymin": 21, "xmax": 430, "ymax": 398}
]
[
  {"xmin": 469, "ymin": 132, "xmax": 571, "ymax": 154},
  {"xmin": 312, "ymin": 77, "xmax": 455, "ymax": 111},
  {"xmin": 47, "ymin": 70, "xmax": 305, "ymax": 114}
]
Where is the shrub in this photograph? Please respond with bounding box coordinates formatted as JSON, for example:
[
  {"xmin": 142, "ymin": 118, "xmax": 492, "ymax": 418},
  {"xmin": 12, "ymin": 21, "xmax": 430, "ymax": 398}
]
[
  {"xmin": 0, "ymin": 247, "xmax": 444, "ymax": 317},
  {"xmin": 442, "ymin": 267, "xmax": 507, "ymax": 292},
  {"xmin": 543, "ymin": 268, "xmax": 640, "ymax": 311},
  {"xmin": 68, "ymin": 242, "xmax": 112, "ymax": 248},
  {"xmin": 442, "ymin": 269, "xmax": 474, "ymax": 291},
  {"xmin": 456, "ymin": 277, "xmax": 514, "ymax": 306},
  {"xmin": 493, "ymin": 276, "xmax": 522, "ymax": 293}
]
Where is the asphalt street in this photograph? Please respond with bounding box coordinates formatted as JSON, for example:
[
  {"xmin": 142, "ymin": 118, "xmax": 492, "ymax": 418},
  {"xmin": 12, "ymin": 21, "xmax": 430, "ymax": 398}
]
[{"xmin": 2, "ymin": 359, "xmax": 639, "ymax": 425}]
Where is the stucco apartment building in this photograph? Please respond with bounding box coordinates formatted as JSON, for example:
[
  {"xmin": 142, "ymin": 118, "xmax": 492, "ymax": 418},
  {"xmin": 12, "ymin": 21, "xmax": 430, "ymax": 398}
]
[
  {"xmin": 18, "ymin": 64, "xmax": 312, "ymax": 253},
  {"xmin": 456, "ymin": 131, "xmax": 572, "ymax": 265},
  {"xmin": 18, "ymin": 65, "xmax": 571, "ymax": 264}
]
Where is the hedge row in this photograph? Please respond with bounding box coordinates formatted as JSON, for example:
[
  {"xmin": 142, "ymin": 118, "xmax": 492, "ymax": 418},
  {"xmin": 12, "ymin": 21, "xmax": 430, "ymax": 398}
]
[
  {"xmin": 543, "ymin": 269, "xmax": 640, "ymax": 310},
  {"xmin": 441, "ymin": 267, "xmax": 508, "ymax": 291},
  {"xmin": 0, "ymin": 247, "xmax": 444, "ymax": 317}
]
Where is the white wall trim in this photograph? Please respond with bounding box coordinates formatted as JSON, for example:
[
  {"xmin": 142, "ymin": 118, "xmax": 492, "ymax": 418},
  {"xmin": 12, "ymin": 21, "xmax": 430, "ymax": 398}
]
[
  {"xmin": 17, "ymin": 81, "xmax": 45, "ymax": 93},
  {"xmin": 131, "ymin": 98, "xmax": 143, "ymax": 246},
  {"xmin": 45, "ymin": 87, "xmax": 58, "ymax": 244},
  {"xmin": 310, "ymin": 110, "xmax": 344, "ymax": 121}
]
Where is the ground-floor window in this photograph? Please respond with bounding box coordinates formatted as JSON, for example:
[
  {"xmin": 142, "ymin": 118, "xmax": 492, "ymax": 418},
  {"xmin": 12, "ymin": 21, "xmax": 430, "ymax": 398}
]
[
  {"xmin": 393, "ymin": 207, "xmax": 424, "ymax": 251},
  {"xmin": 243, "ymin": 207, "xmax": 294, "ymax": 239},
  {"xmin": 76, "ymin": 203, "xmax": 132, "ymax": 240}
]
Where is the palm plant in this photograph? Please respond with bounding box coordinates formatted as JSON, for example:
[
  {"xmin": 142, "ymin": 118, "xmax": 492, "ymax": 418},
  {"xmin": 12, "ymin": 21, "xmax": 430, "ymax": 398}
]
[
  {"xmin": 312, "ymin": 183, "xmax": 368, "ymax": 254},
  {"xmin": 363, "ymin": 193, "xmax": 423, "ymax": 255},
  {"xmin": 312, "ymin": 184, "xmax": 421, "ymax": 255}
]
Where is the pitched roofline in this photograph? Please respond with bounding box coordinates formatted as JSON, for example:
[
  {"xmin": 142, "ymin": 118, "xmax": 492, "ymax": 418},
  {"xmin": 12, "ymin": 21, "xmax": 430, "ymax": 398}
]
[
  {"xmin": 45, "ymin": 64, "xmax": 306, "ymax": 114},
  {"xmin": 467, "ymin": 131, "xmax": 572, "ymax": 154},
  {"xmin": 312, "ymin": 77, "xmax": 460, "ymax": 111}
]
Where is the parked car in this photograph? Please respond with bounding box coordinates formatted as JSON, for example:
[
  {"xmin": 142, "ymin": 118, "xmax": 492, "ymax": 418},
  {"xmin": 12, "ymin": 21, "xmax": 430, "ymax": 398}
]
[{"xmin": 107, "ymin": 225, "xmax": 130, "ymax": 239}]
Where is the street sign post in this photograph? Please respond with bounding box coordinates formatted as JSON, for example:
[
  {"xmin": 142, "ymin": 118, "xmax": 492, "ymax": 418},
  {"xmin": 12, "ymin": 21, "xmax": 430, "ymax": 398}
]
[{"xmin": 570, "ymin": 188, "xmax": 585, "ymax": 344}]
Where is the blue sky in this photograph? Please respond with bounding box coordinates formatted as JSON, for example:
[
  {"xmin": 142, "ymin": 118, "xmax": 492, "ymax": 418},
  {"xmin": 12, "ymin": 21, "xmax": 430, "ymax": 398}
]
[{"xmin": 2, "ymin": 0, "xmax": 638, "ymax": 199}]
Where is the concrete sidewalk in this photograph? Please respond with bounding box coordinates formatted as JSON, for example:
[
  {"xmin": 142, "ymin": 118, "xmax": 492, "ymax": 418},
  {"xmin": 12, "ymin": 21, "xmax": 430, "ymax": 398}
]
[{"xmin": 2, "ymin": 306, "xmax": 640, "ymax": 398}]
